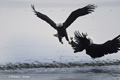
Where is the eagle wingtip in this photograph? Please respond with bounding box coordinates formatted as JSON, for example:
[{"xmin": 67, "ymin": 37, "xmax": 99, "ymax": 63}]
[{"xmin": 31, "ymin": 4, "xmax": 37, "ymax": 13}]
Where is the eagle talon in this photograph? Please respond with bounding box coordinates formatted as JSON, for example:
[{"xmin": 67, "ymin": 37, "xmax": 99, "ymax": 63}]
[
  {"xmin": 68, "ymin": 41, "xmax": 71, "ymax": 44},
  {"xmin": 61, "ymin": 41, "xmax": 63, "ymax": 44}
]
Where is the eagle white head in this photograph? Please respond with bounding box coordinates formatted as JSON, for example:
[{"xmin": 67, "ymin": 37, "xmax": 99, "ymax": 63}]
[
  {"xmin": 87, "ymin": 37, "xmax": 93, "ymax": 46},
  {"xmin": 56, "ymin": 23, "xmax": 63, "ymax": 27},
  {"xmin": 85, "ymin": 33, "xmax": 93, "ymax": 46}
]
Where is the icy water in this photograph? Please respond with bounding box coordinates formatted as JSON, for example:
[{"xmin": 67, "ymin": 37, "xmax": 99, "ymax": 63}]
[{"xmin": 0, "ymin": 60, "xmax": 120, "ymax": 80}]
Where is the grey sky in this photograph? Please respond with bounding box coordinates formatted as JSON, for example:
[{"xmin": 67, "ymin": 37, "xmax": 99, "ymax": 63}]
[{"xmin": 0, "ymin": 0, "xmax": 120, "ymax": 8}]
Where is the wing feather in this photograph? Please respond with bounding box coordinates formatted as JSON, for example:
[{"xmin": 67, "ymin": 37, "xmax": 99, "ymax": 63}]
[
  {"xmin": 86, "ymin": 35, "xmax": 120, "ymax": 58},
  {"xmin": 71, "ymin": 31, "xmax": 120, "ymax": 58},
  {"xmin": 71, "ymin": 31, "xmax": 90, "ymax": 53},
  {"xmin": 31, "ymin": 5, "xmax": 56, "ymax": 29},
  {"xmin": 63, "ymin": 4, "xmax": 96, "ymax": 28}
]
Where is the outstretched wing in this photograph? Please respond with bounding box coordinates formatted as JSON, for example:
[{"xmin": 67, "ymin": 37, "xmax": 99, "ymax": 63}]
[
  {"xmin": 86, "ymin": 35, "xmax": 120, "ymax": 58},
  {"xmin": 31, "ymin": 5, "xmax": 57, "ymax": 29},
  {"xmin": 71, "ymin": 31, "xmax": 90, "ymax": 53},
  {"xmin": 103, "ymin": 35, "xmax": 120, "ymax": 53},
  {"xmin": 63, "ymin": 4, "xmax": 96, "ymax": 28}
]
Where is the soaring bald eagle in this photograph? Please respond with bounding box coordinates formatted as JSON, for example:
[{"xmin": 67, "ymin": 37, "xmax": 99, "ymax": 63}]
[
  {"xmin": 31, "ymin": 4, "xmax": 96, "ymax": 44},
  {"xmin": 70, "ymin": 31, "xmax": 120, "ymax": 58}
]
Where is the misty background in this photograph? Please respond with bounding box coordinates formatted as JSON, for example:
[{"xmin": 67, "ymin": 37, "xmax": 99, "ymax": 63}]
[{"xmin": 0, "ymin": 0, "xmax": 120, "ymax": 64}]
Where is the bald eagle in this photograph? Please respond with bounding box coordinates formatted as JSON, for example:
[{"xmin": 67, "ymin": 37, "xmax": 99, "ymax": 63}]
[
  {"xmin": 31, "ymin": 4, "xmax": 96, "ymax": 44},
  {"xmin": 70, "ymin": 31, "xmax": 120, "ymax": 58}
]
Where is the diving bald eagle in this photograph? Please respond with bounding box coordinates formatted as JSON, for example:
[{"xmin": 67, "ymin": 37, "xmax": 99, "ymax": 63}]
[
  {"xmin": 70, "ymin": 31, "xmax": 120, "ymax": 58},
  {"xmin": 31, "ymin": 4, "xmax": 96, "ymax": 44}
]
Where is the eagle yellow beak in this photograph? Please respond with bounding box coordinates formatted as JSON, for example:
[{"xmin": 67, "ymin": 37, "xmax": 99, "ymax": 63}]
[
  {"xmin": 70, "ymin": 37, "xmax": 73, "ymax": 40},
  {"xmin": 87, "ymin": 37, "xmax": 91, "ymax": 40},
  {"xmin": 56, "ymin": 23, "xmax": 63, "ymax": 27}
]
